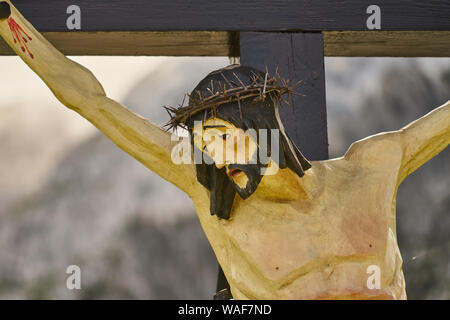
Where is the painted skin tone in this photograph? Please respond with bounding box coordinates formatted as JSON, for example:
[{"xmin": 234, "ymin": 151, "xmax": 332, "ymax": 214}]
[
  {"xmin": 193, "ymin": 118, "xmax": 262, "ymax": 189},
  {"xmin": 193, "ymin": 117, "xmax": 307, "ymax": 200},
  {"xmin": 1, "ymin": 1, "xmax": 449, "ymax": 299}
]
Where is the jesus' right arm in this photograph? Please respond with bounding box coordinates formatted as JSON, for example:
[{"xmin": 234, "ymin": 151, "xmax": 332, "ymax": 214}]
[{"xmin": 0, "ymin": 0, "xmax": 201, "ymax": 198}]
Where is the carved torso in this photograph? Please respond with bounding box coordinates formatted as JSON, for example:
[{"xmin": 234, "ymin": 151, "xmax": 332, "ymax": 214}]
[{"xmin": 193, "ymin": 140, "xmax": 407, "ymax": 300}]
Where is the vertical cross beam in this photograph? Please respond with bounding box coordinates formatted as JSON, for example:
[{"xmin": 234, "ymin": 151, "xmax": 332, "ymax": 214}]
[
  {"xmin": 215, "ymin": 32, "xmax": 329, "ymax": 298},
  {"xmin": 240, "ymin": 32, "xmax": 329, "ymax": 160}
]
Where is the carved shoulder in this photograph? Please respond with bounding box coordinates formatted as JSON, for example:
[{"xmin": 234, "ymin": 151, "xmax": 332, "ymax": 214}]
[{"xmin": 344, "ymin": 131, "xmax": 403, "ymax": 170}]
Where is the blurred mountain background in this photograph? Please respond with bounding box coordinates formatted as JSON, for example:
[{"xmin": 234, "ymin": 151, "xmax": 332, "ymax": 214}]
[{"xmin": 0, "ymin": 56, "xmax": 448, "ymax": 299}]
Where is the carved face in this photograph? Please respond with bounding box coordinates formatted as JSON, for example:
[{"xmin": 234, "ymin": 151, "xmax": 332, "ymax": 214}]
[
  {"xmin": 192, "ymin": 117, "xmax": 264, "ymax": 199},
  {"xmin": 184, "ymin": 65, "xmax": 311, "ymax": 219}
]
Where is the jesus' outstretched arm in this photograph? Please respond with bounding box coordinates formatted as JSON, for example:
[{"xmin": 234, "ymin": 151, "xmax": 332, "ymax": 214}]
[
  {"xmin": 0, "ymin": 1, "xmax": 200, "ymax": 197},
  {"xmin": 344, "ymin": 99, "xmax": 449, "ymax": 187},
  {"xmin": 394, "ymin": 100, "xmax": 450, "ymax": 183}
]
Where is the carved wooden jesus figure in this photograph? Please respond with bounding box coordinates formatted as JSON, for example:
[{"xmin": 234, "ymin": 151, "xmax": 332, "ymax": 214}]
[{"xmin": 1, "ymin": 1, "xmax": 449, "ymax": 300}]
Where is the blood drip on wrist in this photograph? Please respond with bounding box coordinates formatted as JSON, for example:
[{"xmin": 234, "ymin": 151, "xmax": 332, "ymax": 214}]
[{"xmin": 7, "ymin": 17, "xmax": 33, "ymax": 59}]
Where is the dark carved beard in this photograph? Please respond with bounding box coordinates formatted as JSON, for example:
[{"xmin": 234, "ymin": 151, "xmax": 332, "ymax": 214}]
[
  {"xmin": 226, "ymin": 163, "xmax": 264, "ymax": 199},
  {"xmin": 196, "ymin": 150, "xmax": 268, "ymax": 219}
]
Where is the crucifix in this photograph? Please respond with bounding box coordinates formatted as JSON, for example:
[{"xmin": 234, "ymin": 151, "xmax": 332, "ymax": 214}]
[{"xmin": 0, "ymin": 1, "xmax": 449, "ymax": 299}]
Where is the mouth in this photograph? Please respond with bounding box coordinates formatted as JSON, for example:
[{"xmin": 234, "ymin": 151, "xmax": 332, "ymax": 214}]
[{"xmin": 227, "ymin": 168, "xmax": 242, "ymax": 178}]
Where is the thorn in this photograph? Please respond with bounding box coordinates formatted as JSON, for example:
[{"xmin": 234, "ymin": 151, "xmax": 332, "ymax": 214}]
[
  {"xmin": 232, "ymin": 72, "xmax": 247, "ymax": 89},
  {"xmin": 262, "ymin": 71, "xmax": 268, "ymax": 96},
  {"xmin": 180, "ymin": 93, "xmax": 187, "ymax": 107},
  {"xmin": 237, "ymin": 95, "xmax": 243, "ymax": 119},
  {"xmin": 220, "ymin": 73, "xmax": 233, "ymax": 89}
]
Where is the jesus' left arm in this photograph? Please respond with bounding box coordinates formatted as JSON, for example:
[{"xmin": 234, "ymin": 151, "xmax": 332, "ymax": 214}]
[
  {"xmin": 344, "ymin": 100, "xmax": 449, "ymax": 186},
  {"xmin": 394, "ymin": 100, "xmax": 449, "ymax": 184}
]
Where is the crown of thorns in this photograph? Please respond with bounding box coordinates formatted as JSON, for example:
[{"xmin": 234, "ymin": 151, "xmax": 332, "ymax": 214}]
[{"xmin": 163, "ymin": 68, "xmax": 303, "ymax": 131}]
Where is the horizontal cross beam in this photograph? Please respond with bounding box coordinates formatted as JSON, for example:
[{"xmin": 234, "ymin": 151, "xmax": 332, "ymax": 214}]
[
  {"xmin": 1, "ymin": 31, "xmax": 450, "ymax": 57},
  {"xmin": 9, "ymin": 0, "xmax": 450, "ymax": 31}
]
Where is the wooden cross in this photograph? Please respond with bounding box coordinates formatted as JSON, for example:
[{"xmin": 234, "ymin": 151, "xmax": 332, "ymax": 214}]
[{"xmin": 1, "ymin": 0, "xmax": 449, "ymax": 298}]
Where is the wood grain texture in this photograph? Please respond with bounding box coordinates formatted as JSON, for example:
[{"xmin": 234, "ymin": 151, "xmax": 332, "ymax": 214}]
[
  {"xmin": 2, "ymin": 31, "xmax": 450, "ymax": 57},
  {"xmin": 9, "ymin": 0, "xmax": 450, "ymax": 32},
  {"xmin": 324, "ymin": 31, "xmax": 450, "ymax": 57},
  {"xmin": 240, "ymin": 32, "xmax": 329, "ymax": 161},
  {"xmin": 0, "ymin": 31, "xmax": 237, "ymax": 56}
]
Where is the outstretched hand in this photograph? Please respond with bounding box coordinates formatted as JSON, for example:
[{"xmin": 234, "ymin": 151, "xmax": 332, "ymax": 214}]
[{"xmin": 0, "ymin": 1, "xmax": 10, "ymax": 20}]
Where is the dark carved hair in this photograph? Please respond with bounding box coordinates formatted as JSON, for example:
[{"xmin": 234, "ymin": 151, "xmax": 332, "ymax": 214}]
[{"xmin": 186, "ymin": 64, "xmax": 311, "ymax": 219}]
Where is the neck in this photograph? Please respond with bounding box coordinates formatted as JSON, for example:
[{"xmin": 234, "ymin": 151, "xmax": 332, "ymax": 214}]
[{"xmin": 254, "ymin": 160, "xmax": 317, "ymax": 201}]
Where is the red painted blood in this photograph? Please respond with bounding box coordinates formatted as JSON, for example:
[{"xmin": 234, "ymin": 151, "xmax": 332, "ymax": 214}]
[{"xmin": 7, "ymin": 17, "xmax": 33, "ymax": 59}]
